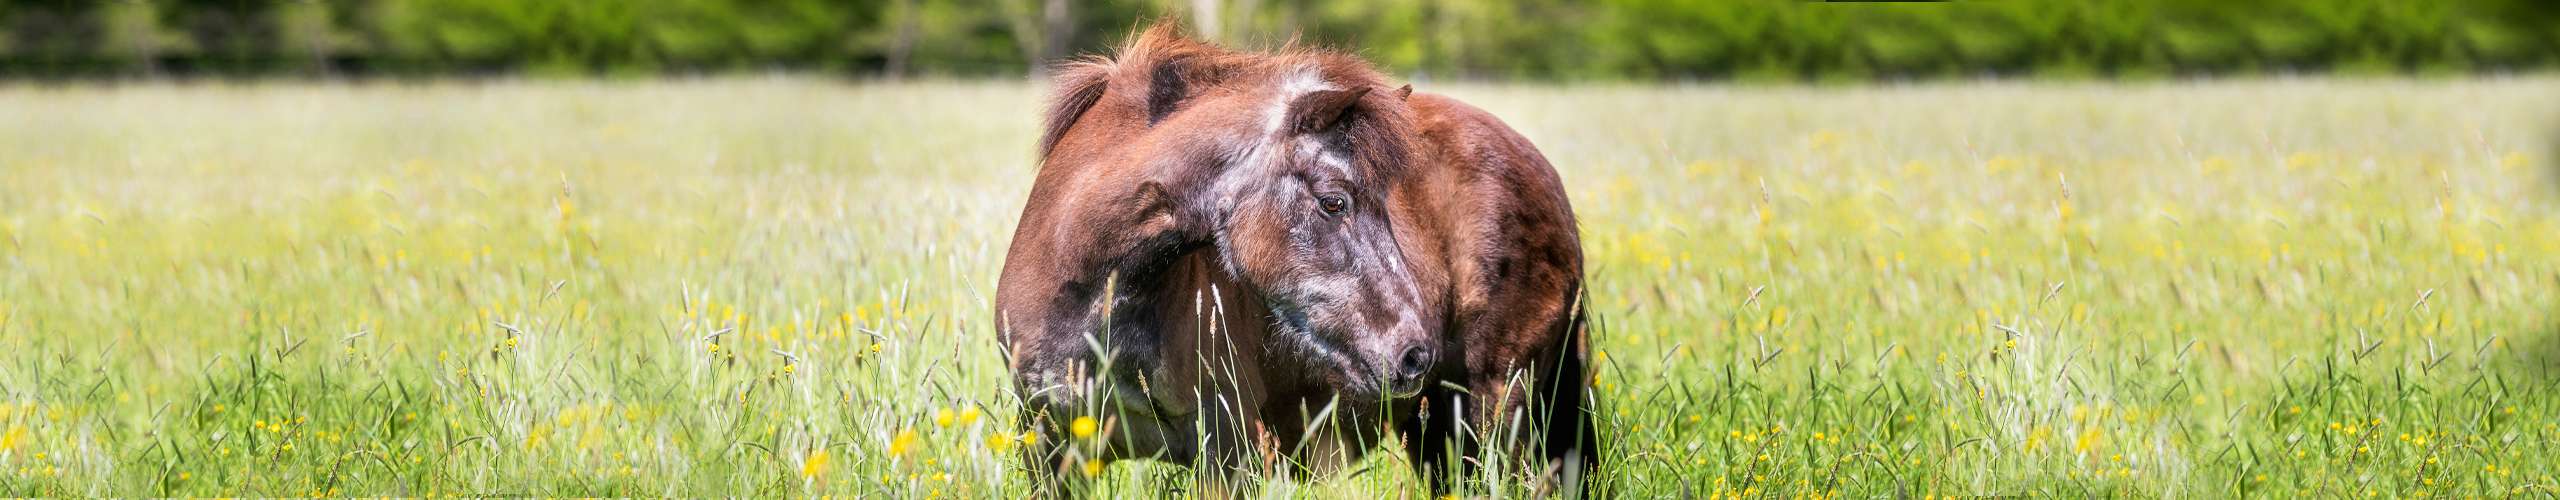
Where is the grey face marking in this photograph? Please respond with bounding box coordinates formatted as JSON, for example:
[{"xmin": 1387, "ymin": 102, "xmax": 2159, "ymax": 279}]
[
  {"xmin": 1194, "ymin": 65, "xmax": 1431, "ymax": 396},
  {"xmin": 1265, "ymin": 68, "xmax": 1335, "ymax": 137}
]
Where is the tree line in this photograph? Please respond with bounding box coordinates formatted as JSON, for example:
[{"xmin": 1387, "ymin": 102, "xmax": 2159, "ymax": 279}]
[{"xmin": 3, "ymin": 0, "xmax": 2556, "ymax": 81}]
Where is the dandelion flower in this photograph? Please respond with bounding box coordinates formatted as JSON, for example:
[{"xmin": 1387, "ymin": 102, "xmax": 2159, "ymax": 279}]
[
  {"xmin": 802, "ymin": 449, "xmax": 831, "ymax": 478},
  {"xmin": 1082, "ymin": 459, "xmax": 1103, "ymax": 477},
  {"xmin": 1070, "ymin": 416, "xmax": 1098, "ymax": 439},
  {"xmin": 888, "ymin": 429, "xmax": 921, "ymax": 457},
  {"xmin": 0, "ymin": 425, "xmax": 23, "ymax": 452}
]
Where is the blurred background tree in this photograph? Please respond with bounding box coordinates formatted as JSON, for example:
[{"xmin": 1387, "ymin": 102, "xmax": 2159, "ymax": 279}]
[{"xmin": 1, "ymin": 0, "xmax": 2554, "ymax": 80}]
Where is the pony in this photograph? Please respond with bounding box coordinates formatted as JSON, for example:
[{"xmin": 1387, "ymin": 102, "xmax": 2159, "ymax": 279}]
[{"xmin": 995, "ymin": 22, "xmax": 1596, "ymax": 496}]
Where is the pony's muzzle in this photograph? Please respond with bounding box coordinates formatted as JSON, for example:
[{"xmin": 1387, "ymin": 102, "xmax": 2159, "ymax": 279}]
[{"xmin": 1389, "ymin": 343, "xmax": 1435, "ymax": 396}]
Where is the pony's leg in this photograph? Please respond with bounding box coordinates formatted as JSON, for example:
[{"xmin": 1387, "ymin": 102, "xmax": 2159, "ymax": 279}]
[
  {"xmin": 1533, "ymin": 354, "xmax": 1600, "ymax": 498},
  {"xmin": 1192, "ymin": 455, "xmax": 1257, "ymax": 500},
  {"xmin": 1451, "ymin": 360, "xmax": 1599, "ymax": 498},
  {"xmin": 1399, "ymin": 381, "xmax": 1471, "ymax": 495},
  {"xmin": 1192, "ymin": 397, "xmax": 1261, "ymax": 497},
  {"xmin": 1486, "ymin": 339, "xmax": 1603, "ymax": 497},
  {"xmin": 1540, "ymin": 308, "xmax": 1601, "ymax": 498}
]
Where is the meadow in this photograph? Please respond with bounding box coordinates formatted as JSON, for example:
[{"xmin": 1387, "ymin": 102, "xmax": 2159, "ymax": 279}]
[{"xmin": 0, "ymin": 76, "xmax": 2554, "ymax": 497}]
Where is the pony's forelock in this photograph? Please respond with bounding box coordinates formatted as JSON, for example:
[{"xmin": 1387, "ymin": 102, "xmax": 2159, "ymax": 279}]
[{"xmin": 1038, "ymin": 21, "xmax": 1416, "ymax": 183}]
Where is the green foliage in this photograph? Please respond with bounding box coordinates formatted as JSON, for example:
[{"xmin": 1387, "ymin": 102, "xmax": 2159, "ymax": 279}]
[
  {"xmin": 0, "ymin": 77, "xmax": 2555, "ymax": 497},
  {"xmin": 1589, "ymin": 0, "xmax": 2560, "ymax": 81},
  {"xmin": 0, "ymin": 0, "xmax": 2556, "ymax": 79}
]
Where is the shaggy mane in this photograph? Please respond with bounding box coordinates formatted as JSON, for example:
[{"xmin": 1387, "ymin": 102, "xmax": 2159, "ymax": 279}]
[{"xmin": 1036, "ymin": 22, "xmax": 1415, "ymax": 183}]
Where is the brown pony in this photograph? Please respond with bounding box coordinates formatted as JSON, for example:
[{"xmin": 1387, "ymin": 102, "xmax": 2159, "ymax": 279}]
[{"xmin": 995, "ymin": 23, "xmax": 1595, "ymax": 495}]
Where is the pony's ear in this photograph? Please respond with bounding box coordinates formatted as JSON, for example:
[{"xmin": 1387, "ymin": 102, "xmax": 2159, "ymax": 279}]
[
  {"xmin": 1119, "ymin": 22, "xmax": 1226, "ymax": 126},
  {"xmin": 1146, "ymin": 57, "xmax": 1189, "ymax": 124},
  {"xmin": 1395, "ymin": 84, "xmax": 1413, "ymax": 100},
  {"xmin": 1287, "ymin": 86, "xmax": 1372, "ymax": 135},
  {"xmin": 1126, "ymin": 178, "xmax": 1212, "ymax": 240},
  {"xmin": 1130, "ymin": 180, "xmax": 1174, "ymax": 222}
]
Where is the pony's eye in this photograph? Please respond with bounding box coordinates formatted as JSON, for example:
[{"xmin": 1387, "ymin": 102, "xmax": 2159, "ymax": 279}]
[{"xmin": 1317, "ymin": 195, "xmax": 1349, "ymax": 216}]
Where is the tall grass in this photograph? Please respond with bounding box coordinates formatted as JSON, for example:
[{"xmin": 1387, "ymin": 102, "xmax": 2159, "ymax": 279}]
[{"xmin": 0, "ymin": 76, "xmax": 2552, "ymax": 496}]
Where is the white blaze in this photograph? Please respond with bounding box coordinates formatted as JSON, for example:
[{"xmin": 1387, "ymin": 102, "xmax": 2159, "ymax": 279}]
[{"xmin": 1264, "ymin": 67, "xmax": 1336, "ymax": 137}]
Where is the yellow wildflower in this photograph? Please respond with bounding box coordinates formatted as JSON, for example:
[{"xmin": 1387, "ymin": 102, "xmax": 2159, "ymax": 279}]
[
  {"xmin": 888, "ymin": 429, "xmax": 920, "ymax": 457},
  {"xmin": 802, "ymin": 449, "xmax": 831, "ymax": 478},
  {"xmin": 0, "ymin": 425, "xmax": 23, "ymax": 452},
  {"xmin": 1071, "ymin": 416, "xmax": 1099, "ymax": 439}
]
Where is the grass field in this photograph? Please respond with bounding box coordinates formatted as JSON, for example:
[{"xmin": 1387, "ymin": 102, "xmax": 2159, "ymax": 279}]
[{"xmin": 0, "ymin": 77, "xmax": 2555, "ymax": 497}]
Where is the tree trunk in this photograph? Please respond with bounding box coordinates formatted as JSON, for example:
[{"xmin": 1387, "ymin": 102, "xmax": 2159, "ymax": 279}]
[
  {"xmin": 1190, "ymin": 0, "xmax": 1222, "ymax": 42},
  {"xmin": 1040, "ymin": 0, "xmax": 1070, "ymax": 69},
  {"xmin": 1280, "ymin": 0, "xmax": 1301, "ymax": 45},
  {"xmin": 885, "ymin": 0, "xmax": 918, "ymax": 79},
  {"xmin": 1229, "ymin": 0, "xmax": 1261, "ymax": 43}
]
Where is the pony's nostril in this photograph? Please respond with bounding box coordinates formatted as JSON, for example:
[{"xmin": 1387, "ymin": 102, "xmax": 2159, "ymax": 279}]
[{"xmin": 1396, "ymin": 346, "xmax": 1433, "ymax": 382}]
